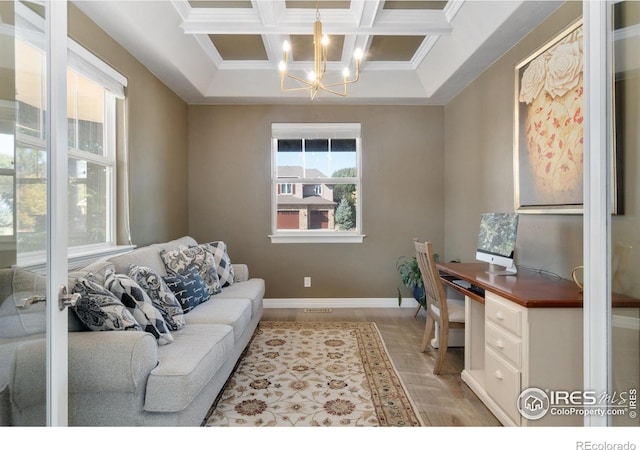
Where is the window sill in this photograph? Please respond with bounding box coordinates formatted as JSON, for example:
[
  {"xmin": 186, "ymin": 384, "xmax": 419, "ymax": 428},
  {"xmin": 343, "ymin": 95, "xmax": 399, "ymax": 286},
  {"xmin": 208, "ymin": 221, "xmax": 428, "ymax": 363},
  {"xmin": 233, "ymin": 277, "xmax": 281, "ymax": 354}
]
[
  {"xmin": 269, "ymin": 234, "xmax": 366, "ymax": 244},
  {"xmin": 16, "ymin": 244, "xmax": 136, "ymax": 273}
]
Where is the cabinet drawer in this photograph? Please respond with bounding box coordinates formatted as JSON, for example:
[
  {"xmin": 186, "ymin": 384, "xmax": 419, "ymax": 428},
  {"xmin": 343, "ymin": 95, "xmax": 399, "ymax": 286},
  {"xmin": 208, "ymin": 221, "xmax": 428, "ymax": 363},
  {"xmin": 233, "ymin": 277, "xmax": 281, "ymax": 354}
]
[
  {"xmin": 485, "ymin": 348, "xmax": 521, "ymax": 425},
  {"xmin": 485, "ymin": 292, "xmax": 524, "ymax": 337},
  {"xmin": 486, "ymin": 321, "xmax": 522, "ymax": 368}
]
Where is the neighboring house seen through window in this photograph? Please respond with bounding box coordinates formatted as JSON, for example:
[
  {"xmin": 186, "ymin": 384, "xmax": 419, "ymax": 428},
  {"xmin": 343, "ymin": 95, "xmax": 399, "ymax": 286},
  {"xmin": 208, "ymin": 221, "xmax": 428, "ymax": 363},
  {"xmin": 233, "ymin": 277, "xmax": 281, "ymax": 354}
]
[{"xmin": 270, "ymin": 123, "xmax": 364, "ymax": 244}]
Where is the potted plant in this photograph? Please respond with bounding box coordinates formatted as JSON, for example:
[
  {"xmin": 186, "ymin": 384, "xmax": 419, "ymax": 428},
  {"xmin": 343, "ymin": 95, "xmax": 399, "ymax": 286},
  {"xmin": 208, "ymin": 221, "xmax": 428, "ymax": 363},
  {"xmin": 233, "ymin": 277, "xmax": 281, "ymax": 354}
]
[{"xmin": 396, "ymin": 253, "xmax": 440, "ymax": 308}]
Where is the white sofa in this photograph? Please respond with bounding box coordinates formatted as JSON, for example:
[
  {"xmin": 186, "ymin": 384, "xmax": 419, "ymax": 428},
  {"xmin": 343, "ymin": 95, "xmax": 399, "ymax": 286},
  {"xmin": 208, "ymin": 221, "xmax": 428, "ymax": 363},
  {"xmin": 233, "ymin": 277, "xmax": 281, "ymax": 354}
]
[{"xmin": 1, "ymin": 236, "xmax": 264, "ymax": 426}]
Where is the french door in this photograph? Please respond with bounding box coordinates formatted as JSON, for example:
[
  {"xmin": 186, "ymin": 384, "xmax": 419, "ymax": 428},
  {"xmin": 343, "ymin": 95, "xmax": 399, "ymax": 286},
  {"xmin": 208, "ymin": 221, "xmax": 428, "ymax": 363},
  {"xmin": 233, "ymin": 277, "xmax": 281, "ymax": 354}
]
[
  {"xmin": 584, "ymin": 0, "xmax": 639, "ymax": 427},
  {"xmin": 0, "ymin": 0, "xmax": 69, "ymax": 426}
]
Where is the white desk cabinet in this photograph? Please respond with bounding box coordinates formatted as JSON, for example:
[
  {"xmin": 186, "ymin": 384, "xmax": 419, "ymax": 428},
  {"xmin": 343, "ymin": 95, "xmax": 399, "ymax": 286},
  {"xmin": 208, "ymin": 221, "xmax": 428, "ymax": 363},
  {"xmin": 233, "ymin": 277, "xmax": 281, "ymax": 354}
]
[{"xmin": 438, "ymin": 263, "xmax": 639, "ymax": 427}]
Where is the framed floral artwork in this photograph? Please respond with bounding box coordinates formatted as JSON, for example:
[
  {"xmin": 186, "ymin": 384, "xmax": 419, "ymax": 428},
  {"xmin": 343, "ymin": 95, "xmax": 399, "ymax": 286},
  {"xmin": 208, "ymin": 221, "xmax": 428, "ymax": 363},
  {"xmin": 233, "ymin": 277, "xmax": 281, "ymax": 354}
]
[{"xmin": 514, "ymin": 20, "xmax": 584, "ymax": 214}]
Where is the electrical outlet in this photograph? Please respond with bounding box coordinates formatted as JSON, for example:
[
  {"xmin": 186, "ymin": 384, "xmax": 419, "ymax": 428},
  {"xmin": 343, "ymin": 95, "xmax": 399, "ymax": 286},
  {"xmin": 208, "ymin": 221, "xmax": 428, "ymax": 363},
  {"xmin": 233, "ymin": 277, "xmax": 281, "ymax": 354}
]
[{"xmin": 304, "ymin": 277, "xmax": 311, "ymax": 288}]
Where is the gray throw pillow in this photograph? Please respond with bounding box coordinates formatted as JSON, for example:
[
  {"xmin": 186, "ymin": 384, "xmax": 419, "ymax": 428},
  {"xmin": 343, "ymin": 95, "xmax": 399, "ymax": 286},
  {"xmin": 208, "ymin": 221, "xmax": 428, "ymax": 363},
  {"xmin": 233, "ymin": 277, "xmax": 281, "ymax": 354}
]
[
  {"xmin": 204, "ymin": 241, "xmax": 235, "ymax": 288},
  {"xmin": 161, "ymin": 245, "xmax": 222, "ymax": 296},
  {"xmin": 128, "ymin": 264, "xmax": 186, "ymax": 331},
  {"xmin": 71, "ymin": 275, "xmax": 141, "ymax": 332},
  {"xmin": 105, "ymin": 269, "xmax": 173, "ymax": 345}
]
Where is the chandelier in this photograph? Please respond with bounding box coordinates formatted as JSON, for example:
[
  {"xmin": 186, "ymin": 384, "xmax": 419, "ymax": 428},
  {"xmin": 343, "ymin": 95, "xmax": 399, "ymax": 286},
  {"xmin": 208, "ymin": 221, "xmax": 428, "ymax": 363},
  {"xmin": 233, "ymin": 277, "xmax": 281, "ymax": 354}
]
[{"xmin": 278, "ymin": 4, "xmax": 363, "ymax": 99}]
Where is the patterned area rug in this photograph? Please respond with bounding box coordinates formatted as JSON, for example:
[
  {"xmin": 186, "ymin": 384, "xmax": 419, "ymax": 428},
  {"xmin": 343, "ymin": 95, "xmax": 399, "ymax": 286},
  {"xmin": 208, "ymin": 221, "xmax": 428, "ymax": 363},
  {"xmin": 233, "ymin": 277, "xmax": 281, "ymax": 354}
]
[{"xmin": 203, "ymin": 321, "xmax": 423, "ymax": 427}]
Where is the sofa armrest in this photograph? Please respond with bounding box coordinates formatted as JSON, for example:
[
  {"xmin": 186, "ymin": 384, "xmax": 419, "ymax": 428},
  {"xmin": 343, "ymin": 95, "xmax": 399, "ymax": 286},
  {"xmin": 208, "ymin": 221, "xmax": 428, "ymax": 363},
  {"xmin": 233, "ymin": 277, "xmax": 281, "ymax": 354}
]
[
  {"xmin": 68, "ymin": 331, "xmax": 158, "ymax": 393},
  {"xmin": 232, "ymin": 264, "xmax": 249, "ymax": 282},
  {"xmin": 10, "ymin": 331, "xmax": 157, "ymax": 419}
]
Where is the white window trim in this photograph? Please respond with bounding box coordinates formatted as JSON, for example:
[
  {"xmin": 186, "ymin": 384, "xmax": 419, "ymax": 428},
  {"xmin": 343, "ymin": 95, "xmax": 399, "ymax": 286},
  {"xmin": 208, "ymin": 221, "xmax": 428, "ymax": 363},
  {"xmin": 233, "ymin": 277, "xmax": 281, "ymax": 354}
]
[
  {"xmin": 15, "ymin": 243, "xmax": 135, "ymax": 274},
  {"xmin": 270, "ymin": 123, "xmax": 365, "ymax": 244}
]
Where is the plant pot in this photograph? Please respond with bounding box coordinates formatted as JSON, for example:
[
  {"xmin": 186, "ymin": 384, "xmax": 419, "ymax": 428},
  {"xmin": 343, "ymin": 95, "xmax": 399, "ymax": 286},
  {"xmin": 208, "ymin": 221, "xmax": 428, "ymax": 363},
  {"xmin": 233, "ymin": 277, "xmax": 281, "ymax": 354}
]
[{"xmin": 413, "ymin": 286, "xmax": 426, "ymax": 308}]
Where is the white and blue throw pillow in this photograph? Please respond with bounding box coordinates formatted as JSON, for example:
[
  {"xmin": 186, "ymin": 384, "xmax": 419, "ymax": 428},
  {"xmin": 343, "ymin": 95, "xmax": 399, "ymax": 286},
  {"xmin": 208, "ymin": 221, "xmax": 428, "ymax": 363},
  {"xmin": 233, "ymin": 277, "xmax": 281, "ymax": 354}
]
[
  {"xmin": 204, "ymin": 241, "xmax": 235, "ymax": 288},
  {"xmin": 128, "ymin": 264, "xmax": 186, "ymax": 331},
  {"xmin": 162, "ymin": 265, "xmax": 210, "ymax": 313},
  {"xmin": 72, "ymin": 275, "xmax": 141, "ymax": 332},
  {"xmin": 161, "ymin": 245, "xmax": 222, "ymax": 296},
  {"xmin": 104, "ymin": 269, "xmax": 174, "ymax": 345}
]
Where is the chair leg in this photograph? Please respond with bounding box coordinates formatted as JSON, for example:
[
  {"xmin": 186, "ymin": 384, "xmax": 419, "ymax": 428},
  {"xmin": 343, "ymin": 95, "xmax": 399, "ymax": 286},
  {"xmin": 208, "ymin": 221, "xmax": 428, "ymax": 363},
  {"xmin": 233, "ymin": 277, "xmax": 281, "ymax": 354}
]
[
  {"xmin": 421, "ymin": 314, "xmax": 434, "ymax": 352},
  {"xmin": 433, "ymin": 321, "xmax": 449, "ymax": 375},
  {"xmin": 413, "ymin": 303, "xmax": 422, "ymax": 317}
]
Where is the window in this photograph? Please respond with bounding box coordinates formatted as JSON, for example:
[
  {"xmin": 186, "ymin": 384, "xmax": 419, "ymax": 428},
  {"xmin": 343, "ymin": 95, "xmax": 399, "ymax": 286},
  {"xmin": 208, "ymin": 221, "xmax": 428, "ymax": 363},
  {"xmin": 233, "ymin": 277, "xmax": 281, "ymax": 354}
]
[
  {"xmin": 270, "ymin": 123, "xmax": 364, "ymax": 244},
  {"xmin": 278, "ymin": 183, "xmax": 294, "ymax": 195},
  {"xmin": 13, "ymin": 6, "xmax": 129, "ymax": 267}
]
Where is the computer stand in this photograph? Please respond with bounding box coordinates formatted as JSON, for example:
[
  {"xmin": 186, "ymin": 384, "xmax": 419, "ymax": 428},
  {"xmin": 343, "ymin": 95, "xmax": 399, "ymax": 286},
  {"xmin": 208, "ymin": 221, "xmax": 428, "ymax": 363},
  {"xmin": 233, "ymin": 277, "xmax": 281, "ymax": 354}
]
[{"xmin": 486, "ymin": 263, "xmax": 517, "ymax": 276}]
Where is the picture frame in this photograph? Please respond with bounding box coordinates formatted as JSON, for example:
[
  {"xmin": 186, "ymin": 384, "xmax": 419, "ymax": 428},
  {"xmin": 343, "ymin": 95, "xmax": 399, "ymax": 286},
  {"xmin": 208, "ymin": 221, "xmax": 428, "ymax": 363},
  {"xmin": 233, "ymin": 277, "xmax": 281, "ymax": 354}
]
[{"xmin": 514, "ymin": 20, "xmax": 585, "ymax": 214}]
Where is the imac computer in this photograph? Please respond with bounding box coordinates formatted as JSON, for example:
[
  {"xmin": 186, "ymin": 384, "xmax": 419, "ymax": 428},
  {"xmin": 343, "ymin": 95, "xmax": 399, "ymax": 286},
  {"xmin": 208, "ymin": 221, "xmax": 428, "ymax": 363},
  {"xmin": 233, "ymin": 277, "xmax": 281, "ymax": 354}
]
[{"xmin": 476, "ymin": 212, "xmax": 519, "ymax": 275}]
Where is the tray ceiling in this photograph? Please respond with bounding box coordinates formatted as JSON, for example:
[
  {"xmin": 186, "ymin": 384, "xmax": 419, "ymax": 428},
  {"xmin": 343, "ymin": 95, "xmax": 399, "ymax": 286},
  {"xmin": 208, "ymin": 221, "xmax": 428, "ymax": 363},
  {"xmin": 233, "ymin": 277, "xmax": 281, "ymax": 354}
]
[{"xmin": 73, "ymin": 0, "xmax": 564, "ymax": 104}]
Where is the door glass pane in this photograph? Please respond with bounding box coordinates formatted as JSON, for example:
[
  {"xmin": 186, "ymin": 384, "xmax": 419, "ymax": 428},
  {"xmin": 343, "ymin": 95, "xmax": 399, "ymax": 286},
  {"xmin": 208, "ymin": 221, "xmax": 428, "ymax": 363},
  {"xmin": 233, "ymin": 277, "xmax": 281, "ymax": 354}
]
[
  {"xmin": 16, "ymin": 144, "xmax": 47, "ymax": 254},
  {"xmin": 0, "ymin": 0, "xmax": 48, "ymax": 427},
  {"xmin": 611, "ymin": 0, "xmax": 640, "ymax": 427}
]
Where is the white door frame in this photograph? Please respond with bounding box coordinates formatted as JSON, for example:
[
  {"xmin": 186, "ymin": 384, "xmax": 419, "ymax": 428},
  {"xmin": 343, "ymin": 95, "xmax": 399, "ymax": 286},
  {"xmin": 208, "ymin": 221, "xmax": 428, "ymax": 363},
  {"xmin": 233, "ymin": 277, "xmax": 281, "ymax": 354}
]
[
  {"xmin": 583, "ymin": 0, "xmax": 612, "ymax": 427},
  {"xmin": 45, "ymin": 0, "xmax": 69, "ymax": 427}
]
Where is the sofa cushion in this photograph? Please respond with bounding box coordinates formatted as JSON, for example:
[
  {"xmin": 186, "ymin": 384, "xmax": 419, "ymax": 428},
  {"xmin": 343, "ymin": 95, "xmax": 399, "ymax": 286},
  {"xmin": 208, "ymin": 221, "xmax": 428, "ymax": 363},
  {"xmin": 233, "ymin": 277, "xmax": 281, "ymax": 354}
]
[
  {"xmin": 162, "ymin": 265, "xmax": 210, "ymax": 313},
  {"xmin": 151, "ymin": 236, "xmax": 198, "ymax": 252},
  {"xmin": 184, "ymin": 298, "xmax": 251, "ymax": 342},
  {"xmin": 161, "ymin": 245, "xmax": 222, "ymax": 296},
  {"xmin": 204, "ymin": 242, "xmax": 235, "ymax": 288},
  {"xmin": 128, "ymin": 265, "xmax": 186, "ymax": 331},
  {"xmin": 105, "ymin": 270, "xmax": 173, "ymax": 345},
  {"xmin": 68, "ymin": 260, "xmax": 115, "ymax": 285},
  {"xmin": 71, "ymin": 276, "xmax": 141, "ymax": 332},
  {"xmin": 109, "ymin": 246, "xmax": 168, "ymax": 277},
  {"xmin": 144, "ymin": 324, "xmax": 234, "ymax": 413},
  {"xmin": 214, "ymin": 278, "xmax": 265, "ymax": 319}
]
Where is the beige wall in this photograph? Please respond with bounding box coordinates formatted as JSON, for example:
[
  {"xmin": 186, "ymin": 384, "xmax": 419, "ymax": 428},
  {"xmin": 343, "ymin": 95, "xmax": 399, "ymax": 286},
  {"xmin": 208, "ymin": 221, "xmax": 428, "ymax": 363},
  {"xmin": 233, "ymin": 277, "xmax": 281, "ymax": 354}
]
[
  {"xmin": 68, "ymin": 4, "xmax": 189, "ymax": 247},
  {"xmin": 188, "ymin": 105, "xmax": 444, "ymax": 299},
  {"xmin": 443, "ymin": 2, "xmax": 584, "ymax": 279}
]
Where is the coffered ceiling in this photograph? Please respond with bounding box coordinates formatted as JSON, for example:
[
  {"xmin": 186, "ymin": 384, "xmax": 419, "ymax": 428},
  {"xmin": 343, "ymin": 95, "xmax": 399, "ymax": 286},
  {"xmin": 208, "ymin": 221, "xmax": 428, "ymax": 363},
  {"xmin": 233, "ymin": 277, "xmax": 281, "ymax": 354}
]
[{"xmin": 73, "ymin": 0, "xmax": 564, "ymax": 104}]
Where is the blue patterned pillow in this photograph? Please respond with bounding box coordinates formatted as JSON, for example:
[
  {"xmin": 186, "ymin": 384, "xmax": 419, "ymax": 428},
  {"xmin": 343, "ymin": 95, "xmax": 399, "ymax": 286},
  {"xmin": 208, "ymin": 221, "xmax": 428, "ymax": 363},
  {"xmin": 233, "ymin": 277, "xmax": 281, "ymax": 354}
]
[
  {"xmin": 128, "ymin": 264, "xmax": 186, "ymax": 331},
  {"xmin": 162, "ymin": 265, "xmax": 210, "ymax": 313},
  {"xmin": 205, "ymin": 241, "xmax": 235, "ymax": 288},
  {"xmin": 105, "ymin": 270, "xmax": 173, "ymax": 345},
  {"xmin": 72, "ymin": 276, "xmax": 141, "ymax": 332}
]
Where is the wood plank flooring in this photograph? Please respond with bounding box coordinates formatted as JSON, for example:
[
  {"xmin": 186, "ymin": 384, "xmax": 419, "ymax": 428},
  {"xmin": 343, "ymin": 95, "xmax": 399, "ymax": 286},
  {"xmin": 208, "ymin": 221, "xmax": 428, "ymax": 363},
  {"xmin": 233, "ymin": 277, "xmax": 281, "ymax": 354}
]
[{"xmin": 261, "ymin": 306, "xmax": 501, "ymax": 427}]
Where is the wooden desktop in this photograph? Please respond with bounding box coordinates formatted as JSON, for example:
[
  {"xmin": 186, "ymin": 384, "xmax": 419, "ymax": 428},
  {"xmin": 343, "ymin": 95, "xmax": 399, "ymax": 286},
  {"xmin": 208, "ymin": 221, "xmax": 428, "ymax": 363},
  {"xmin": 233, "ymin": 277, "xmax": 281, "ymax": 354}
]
[{"xmin": 437, "ymin": 262, "xmax": 640, "ymax": 427}]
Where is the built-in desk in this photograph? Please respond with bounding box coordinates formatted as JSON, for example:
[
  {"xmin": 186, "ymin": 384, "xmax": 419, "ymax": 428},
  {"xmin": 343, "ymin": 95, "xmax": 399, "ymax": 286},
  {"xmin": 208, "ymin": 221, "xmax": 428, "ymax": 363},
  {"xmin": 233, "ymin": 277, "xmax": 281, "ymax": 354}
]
[{"xmin": 437, "ymin": 262, "xmax": 640, "ymax": 427}]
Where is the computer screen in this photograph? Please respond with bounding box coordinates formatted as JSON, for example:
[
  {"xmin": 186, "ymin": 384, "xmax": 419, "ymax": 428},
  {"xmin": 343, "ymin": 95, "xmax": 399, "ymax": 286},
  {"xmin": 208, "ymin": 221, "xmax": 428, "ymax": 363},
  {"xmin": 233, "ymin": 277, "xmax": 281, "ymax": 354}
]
[{"xmin": 476, "ymin": 212, "xmax": 519, "ymax": 275}]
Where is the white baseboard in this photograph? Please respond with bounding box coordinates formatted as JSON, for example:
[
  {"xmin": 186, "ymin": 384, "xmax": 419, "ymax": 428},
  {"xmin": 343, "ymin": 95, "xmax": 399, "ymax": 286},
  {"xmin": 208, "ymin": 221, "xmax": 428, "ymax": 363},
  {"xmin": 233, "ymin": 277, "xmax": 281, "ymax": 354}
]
[{"xmin": 264, "ymin": 298, "xmax": 418, "ymax": 309}]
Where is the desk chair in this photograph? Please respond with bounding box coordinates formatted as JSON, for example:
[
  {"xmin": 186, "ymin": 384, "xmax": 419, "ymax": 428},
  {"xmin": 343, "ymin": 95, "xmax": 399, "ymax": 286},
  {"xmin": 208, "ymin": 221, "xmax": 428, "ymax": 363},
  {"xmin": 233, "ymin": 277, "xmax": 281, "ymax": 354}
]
[{"xmin": 414, "ymin": 239, "xmax": 465, "ymax": 375}]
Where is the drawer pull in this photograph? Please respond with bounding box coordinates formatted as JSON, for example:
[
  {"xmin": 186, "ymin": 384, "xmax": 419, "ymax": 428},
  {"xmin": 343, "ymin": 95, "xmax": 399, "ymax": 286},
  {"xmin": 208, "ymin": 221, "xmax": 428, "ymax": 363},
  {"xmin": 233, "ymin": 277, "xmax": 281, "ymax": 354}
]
[
  {"xmin": 496, "ymin": 339, "xmax": 505, "ymax": 349},
  {"xmin": 494, "ymin": 370, "xmax": 504, "ymax": 380},
  {"xmin": 495, "ymin": 311, "xmax": 505, "ymax": 321}
]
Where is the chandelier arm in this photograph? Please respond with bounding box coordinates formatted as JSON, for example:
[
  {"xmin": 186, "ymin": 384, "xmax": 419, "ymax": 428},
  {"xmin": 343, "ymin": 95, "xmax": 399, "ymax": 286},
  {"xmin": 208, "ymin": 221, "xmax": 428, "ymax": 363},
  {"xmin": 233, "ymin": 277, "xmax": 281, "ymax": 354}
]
[
  {"xmin": 284, "ymin": 73, "xmax": 314, "ymax": 86},
  {"xmin": 282, "ymin": 85, "xmax": 319, "ymax": 93},
  {"xmin": 317, "ymin": 85, "xmax": 347, "ymax": 97},
  {"xmin": 322, "ymin": 70, "xmax": 360, "ymax": 88}
]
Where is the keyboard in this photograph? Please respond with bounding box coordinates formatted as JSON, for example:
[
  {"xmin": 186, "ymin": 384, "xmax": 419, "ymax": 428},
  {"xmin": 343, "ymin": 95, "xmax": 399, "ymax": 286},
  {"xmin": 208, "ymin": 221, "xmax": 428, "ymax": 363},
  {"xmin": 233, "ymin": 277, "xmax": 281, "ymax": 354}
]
[{"xmin": 452, "ymin": 279, "xmax": 472, "ymax": 289}]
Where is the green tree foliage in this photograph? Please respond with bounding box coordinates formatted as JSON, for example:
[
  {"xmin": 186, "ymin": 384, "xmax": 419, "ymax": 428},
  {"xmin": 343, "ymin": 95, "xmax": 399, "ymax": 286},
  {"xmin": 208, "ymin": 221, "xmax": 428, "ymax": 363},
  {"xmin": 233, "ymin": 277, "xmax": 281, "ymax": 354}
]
[
  {"xmin": 335, "ymin": 197, "xmax": 354, "ymax": 231},
  {"xmin": 331, "ymin": 167, "xmax": 356, "ymax": 203}
]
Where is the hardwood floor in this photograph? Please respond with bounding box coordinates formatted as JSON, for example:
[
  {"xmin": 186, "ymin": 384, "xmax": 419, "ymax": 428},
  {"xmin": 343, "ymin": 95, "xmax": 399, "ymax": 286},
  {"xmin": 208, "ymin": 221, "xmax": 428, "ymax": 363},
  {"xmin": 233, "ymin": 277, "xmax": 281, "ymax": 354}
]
[{"xmin": 261, "ymin": 306, "xmax": 501, "ymax": 427}]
